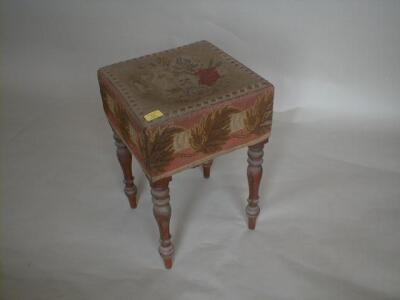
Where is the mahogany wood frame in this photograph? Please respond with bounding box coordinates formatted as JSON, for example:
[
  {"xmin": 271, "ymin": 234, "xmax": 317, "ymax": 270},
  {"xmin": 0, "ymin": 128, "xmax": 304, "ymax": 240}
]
[
  {"xmin": 113, "ymin": 132, "xmax": 267, "ymax": 269},
  {"xmin": 150, "ymin": 176, "xmax": 174, "ymax": 269},
  {"xmin": 246, "ymin": 139, "xmax": 267, "ymax": 230},
  {"xmin": 113, "ymin": 133, "xmax": 138, "ymax": 209},
  {"xmin": 202, "ymin": 160, "xmax": 213, "ymax": 178}
]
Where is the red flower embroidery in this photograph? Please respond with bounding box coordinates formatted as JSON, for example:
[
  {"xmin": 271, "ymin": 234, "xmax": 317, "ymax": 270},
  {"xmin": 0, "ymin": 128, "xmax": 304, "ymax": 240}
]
[{"xmin": 196, "ymin": 67, "xmax": 220, "ymax": 86}]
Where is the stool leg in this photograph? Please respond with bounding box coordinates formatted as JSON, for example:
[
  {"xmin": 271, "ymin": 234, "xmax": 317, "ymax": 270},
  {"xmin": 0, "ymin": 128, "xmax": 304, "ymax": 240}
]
[
  {"xmin": 151, "ymin": 177, "xmax": 174, "ymax": 269},
  {"xmin": 246, "ymin": 140, "xmax": 267, "ymax": 230},
  {"xmin": 202, "ymin": 160, "xmax": 213, "ymax": 178},
  {"xmin": 113, "ymin": 133, "xmax": 138, "ymax": 209}
]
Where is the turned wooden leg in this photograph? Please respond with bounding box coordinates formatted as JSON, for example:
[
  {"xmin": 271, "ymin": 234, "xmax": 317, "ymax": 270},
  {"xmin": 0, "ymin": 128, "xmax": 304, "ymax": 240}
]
[
  {"xmin": 202, "ymin": 160, "xmax": 213, "ymax": 178},
  {"xmin": 246, "ymin": 140, "xmax": 267, "ymax": 230},
  {"xmin": 151, "ymin": 177, "xmax": 174, "ymax": 269},
  {"xmin": 113, "ymin": 133, "xmax": 138, "ymax": 209}
]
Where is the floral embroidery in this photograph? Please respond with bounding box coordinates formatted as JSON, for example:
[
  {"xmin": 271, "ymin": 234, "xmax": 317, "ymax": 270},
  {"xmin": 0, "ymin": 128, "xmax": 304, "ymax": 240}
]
[
  {"xmin": 196, "ymin": 67, "xmax": 220, "ymax": 86},
  {"xmin": 196, "ymin": 59, "xmax": 221, "ymax": 86},
  {"xmin": 129, "ymin": 56, "xmax": 225, "ymax": 103}
]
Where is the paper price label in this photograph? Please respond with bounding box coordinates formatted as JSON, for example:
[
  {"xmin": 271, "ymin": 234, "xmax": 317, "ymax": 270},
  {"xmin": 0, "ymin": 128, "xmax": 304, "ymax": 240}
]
[{"xmin": 144, "ymin": 110, "xmax": 164, "ymax": 121}]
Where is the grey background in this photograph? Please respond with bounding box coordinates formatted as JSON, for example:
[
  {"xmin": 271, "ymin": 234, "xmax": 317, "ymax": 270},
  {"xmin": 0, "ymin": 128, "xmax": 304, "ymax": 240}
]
[{"xmin": 2, "ymin": 1, "xmax": 400, "ymax": 299}]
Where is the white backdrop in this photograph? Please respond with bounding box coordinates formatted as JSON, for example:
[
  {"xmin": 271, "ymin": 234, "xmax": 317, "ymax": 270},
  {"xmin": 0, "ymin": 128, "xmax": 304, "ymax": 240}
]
[{"xmin": 2, "ymin": 1, "xmax": 400, "ymax": 299}]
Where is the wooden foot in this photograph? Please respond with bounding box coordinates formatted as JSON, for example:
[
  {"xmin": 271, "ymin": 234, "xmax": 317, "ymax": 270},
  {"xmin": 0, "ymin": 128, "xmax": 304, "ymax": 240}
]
[
  {"xmin": 202, "ymin": 160, "xmax": 213, "ymax": 178},
  {"xmin": 151, "ymin": 177, "xmax": 174, "ymax": 269},
  {"xmin": 246, "ymin": 140, "xmax": 267, "ymax": 230},
  {"xmin": 113, "ymin": 133, "xmax": 138, "ymax": 209}
]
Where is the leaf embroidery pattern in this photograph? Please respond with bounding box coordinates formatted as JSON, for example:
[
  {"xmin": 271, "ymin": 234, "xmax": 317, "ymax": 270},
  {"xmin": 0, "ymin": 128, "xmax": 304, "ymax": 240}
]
[
  {"xmin": 137, "ymin": 126, "xmax": 184, "ymax": 173},
  {"xmin": 244, "ymin": 93, "xmax": 273, "ymax": 134},
  {"xmin": 189, "ymin": 106, "xmax": 239, "ymax": 154},
  {"xmin": 113, "ymin": 103, "xmax": 132, "ymax": 142}
]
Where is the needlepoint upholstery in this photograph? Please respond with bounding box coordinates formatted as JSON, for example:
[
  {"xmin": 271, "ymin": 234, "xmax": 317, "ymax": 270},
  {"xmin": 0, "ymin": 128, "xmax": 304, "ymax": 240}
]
[{"xmin": 98, "ymin": 40, "xmax": 274, "ymax": 182}]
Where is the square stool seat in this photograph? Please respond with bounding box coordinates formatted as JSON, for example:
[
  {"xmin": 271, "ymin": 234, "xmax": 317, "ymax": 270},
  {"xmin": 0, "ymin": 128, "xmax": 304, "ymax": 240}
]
[{"xmin": 97, "ymin": 40, "xmax": 274, "ymax": 269}]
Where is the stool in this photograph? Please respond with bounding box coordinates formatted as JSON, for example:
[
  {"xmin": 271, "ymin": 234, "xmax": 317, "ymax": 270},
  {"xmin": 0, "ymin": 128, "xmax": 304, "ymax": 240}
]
[{"xmin": 97, "ymin": 41, "xmax": 274, "ymax": 269}]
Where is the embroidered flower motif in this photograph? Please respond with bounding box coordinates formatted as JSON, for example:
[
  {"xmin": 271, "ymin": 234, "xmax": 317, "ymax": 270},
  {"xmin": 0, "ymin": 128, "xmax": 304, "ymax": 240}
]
[
  {"xmin": 131, "ymin": 56, "xmax": 224, "ymax": 101},
  {"xmin": 196, "ymin": 67, "xmax": 220, "ymax": 86}
]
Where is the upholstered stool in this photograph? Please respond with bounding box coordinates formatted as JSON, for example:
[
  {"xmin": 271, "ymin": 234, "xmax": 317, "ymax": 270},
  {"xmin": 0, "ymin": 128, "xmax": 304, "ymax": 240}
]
[{"xmin": 97, "ymin": 41, "xmax": 274, "ymax": 269}]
